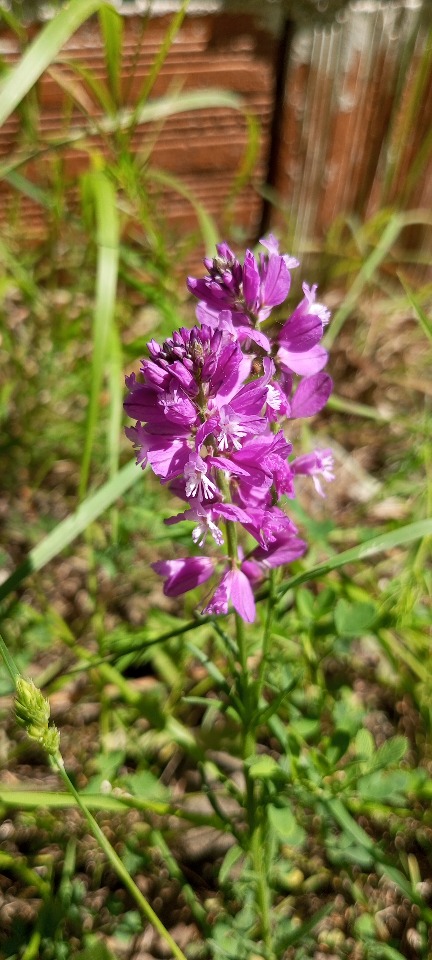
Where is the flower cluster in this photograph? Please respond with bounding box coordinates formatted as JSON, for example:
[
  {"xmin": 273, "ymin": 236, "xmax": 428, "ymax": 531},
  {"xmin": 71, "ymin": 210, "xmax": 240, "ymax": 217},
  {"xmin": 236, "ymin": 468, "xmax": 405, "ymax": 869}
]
[{"xmin": 125, "ymin": 236, "xmax": 334, "ymax": 622}]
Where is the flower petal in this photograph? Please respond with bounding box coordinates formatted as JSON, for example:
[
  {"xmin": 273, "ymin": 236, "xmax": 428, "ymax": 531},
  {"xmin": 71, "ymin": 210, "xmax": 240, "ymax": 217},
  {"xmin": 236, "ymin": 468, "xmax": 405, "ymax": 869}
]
[{"xmin": 290, "ymin": 373, "xmax": 333, "ymax": 418}]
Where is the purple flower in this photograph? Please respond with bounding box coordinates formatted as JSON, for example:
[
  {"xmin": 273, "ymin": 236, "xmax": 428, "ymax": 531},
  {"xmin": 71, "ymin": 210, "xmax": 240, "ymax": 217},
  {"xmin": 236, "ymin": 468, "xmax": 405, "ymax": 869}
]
[
  {"xmin": 203, "ymin": 567, "xmax": 256, "ymax": 623},
  {"xmin": 248, "ymin": 529, "xmax": 307, "ymax": 568},
  {"xmin": 289, "ymin": 372, "xmax": 333, "ymax": 419},
  {"xmin": 188, "ymin": 235, "xmax": 298, "ymax": 333},
  {"xmin": 165, "ymin": 501, "xmax": 225, "ymax": 547},
  {"xmin": 187, "ymin": 243, "xmax": 243, "ymax": 319},
  {"xmin": 152, "ymin": 557, "xmax": 215, "ymax": 597},
  {"xmin": 125, "ymin": 235, "xmax": 335, "ymax": 623},
  {"xmin": 184, "ymin": 452, "xmax": 219, "ymax": 503},
  {"xmin": 276, "ymin": 282, "xmax": 330, "ymax": 378},
  {"xmin": 291, "ymin": 448, "xmax": 335, "ymax": 497},
  {"xmin": 125, "ymin": 423, "xmax": 191, "ymax": 482}
]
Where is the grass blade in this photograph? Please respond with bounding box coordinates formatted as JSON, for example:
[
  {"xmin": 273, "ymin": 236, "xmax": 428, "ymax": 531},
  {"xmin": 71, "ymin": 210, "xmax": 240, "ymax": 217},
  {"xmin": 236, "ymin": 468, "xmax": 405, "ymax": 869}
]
[
  {"xmin": 401, "ymin": 280, "xmax": 432, "ymax": 346},
  {"xmin": 148, "ymin": 166, "xmax": 218, "ymax": 255},
  {"xmin": 132, "ymin": 0, "xmax": 191, "ymax": 114},
  {"xmin": 107, "ymin": 323, "xmax": 123, "ymax": 540},
  {"xmin": 79, "ymin": 170, "xmax": 119, "ymax": 497},
  {"xmin": 0, "ymin": 788, "xmax": 166, "ymax": 814},
  {"xmin": 0, "ymin": 0, "xmax": 107, "ymax": 129},
  {"xmin": 274, "ymin": 518, "xmax": 432, "ymax": 600},
  {"xmin": 0, "ymin": 460, "xmax": 140, "ymax": 606},
  {"xmin": 324, "ymin": 213, "xmax": 405, "ymax": 346},
  {"xmin": 99, "ymin": 4, "xmax": 123, "ymax": 108},
  {"xmin": 223, "ymin": 111, "xmax": 261, "ymax": 228},
  {"xmin": 325, "ymin": 210, "xmax": 432, "ymax": 347},
  {"xmin": 0, "ymin": 90, "xmax": 246, "ymax": 180},
  {"xmin": 327, "ymin": 394, "xmax": 391, "ymax": 422},
  {"xmin": 4, "ymin": 170, "xmax": 52, "ymax": 208},
  {"xmin": 115, "ymin": 519, "xmax": 432, "ymax": 657}
]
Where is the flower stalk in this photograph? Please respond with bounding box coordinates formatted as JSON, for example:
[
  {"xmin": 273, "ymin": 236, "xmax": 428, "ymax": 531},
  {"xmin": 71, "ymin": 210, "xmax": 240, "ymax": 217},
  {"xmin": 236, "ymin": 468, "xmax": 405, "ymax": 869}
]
[{"xmin": 52, "ymin": 757, "xmax": 189, "ymax": 960}]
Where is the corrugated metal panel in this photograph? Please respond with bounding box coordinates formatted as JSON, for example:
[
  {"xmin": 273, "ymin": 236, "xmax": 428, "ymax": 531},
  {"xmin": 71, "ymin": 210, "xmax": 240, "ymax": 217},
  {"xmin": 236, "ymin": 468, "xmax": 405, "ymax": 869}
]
[{"xmin": 273, "ymin": 0, "xmax": 432, "ymax": 254}]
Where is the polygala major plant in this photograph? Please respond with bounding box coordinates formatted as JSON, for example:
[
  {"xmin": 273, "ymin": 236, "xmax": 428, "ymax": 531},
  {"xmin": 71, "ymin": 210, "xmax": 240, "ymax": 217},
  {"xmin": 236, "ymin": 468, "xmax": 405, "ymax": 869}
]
[{"xmin": 125, "ymin": 235, "xmax": 334, "ymax": 621}]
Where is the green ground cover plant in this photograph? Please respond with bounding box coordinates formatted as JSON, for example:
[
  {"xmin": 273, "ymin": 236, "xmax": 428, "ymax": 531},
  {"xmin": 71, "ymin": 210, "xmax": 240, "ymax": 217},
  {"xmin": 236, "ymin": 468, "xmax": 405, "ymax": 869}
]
[{"xmin": 0, "ymin": 2, "xmax": 431, "ymax": 959}]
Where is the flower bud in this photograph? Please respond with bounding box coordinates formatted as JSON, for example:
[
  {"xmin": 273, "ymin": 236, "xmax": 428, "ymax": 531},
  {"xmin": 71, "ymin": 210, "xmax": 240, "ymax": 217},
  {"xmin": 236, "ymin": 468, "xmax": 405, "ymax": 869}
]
[{"xmin": 15, "ymin": 677, "xmax": 60, "ymax": 757}]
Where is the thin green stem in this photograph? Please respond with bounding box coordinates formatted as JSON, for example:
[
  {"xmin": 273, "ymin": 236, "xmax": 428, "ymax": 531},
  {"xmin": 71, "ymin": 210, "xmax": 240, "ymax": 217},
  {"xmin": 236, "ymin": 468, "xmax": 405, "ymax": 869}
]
[
  {"xmin": 52, "ymin": 756, "xmax": 188, "ymax": 960},
  {"xmin": 234, "ymin": 607, "xmax": 248, "ymax": 677},
  {"xmin": 225, "ymin": 553, "xmax": 274, "ymax": 958},
  {"xmin": 250, "ymin": 822, "xmax": 274, "ymax": 959},
  {"xmin": 257, "ymin": 569, "xmax": 277, "ymax": 703},
  {"xmin": 224, "ymin": 513, "xmax": 238, "ymax": 565},
  {"xmin": 130, "ymin": 0, "xmax": 191, "ymax": 123}
]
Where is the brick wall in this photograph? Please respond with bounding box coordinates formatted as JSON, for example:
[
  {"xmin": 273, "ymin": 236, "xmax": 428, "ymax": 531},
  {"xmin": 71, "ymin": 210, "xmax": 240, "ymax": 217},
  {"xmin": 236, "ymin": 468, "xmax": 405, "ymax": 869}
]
[{"xmin": 1, "ymin": 0, "xmax": 431, "ymax": 256}]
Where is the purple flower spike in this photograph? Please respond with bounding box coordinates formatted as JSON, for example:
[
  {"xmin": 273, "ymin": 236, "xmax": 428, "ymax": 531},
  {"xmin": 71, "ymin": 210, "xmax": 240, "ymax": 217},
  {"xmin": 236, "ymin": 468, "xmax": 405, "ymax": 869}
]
[{"xmin": 126, "ymin": 234, "xmax": 335, "ymax": 623}]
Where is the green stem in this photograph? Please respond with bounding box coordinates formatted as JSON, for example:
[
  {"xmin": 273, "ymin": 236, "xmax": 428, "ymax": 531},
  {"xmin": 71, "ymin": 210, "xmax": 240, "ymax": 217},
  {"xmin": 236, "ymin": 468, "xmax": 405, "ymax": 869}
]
[
  {"xmin": 250, "ymin": 821, "xmax": 273, "ymax": 958},
  {"xmin": 231, "ymin": 572, "xmax": 274, "ymax": 958},
  {"xmin": 218, "ymin": 485, "xmax": 275, "ymax": 956},
  {"xmin": 257, "ymin": 569, "xmax": 277, "ymax": 703},
  {"xmin": 52, "ymin": 755, "xmax": 188, "ymax": 960}
]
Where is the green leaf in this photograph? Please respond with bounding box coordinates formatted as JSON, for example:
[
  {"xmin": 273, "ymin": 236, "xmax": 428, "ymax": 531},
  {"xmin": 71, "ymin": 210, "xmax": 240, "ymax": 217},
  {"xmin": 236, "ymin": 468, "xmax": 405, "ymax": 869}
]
[
  {"xmin": 218, "ymin": 844, "xmax": 243, "ymax": 885},
  {"xmin": 373, "ymin": 946, "xmax": 414, "ymax": 960},
  {"xmin": 75, "ymin": 936, "xmax": 117, "ymax": 960},
  {"xmin": 327, "ymin": 833, "xmax": 373, "ymax": 869},
  {"xmin": 122, "ymin": 770, "xmax": 169, "ymax": 802},
  {"xmin": 354, "ymin": 913, "xmax": 376, "ymax": 938},
  {"xmin": 0, "ymin": 0, "xmax": 106, "ymax": 129},
  {"xmin": 357, "ymin": 770, "xmax": 412, "ymax": 805},
  {"xmin": 354, "ymin": 728, "xmax": 375, "ymax": 760},
  {"xmin": 296, "ymin": 587, "xmax": 315, "ymax": 621},
  {"xmin": 245, "ymin": 754, "xmax": 281, "ymax": 780},
  {"xmin": 274, "ymin": 902, "xmax": 333, "ymax": 951},
  {"xmin": 369, "ymin": 736, "xmax": 408, "ymax": 772},
  {"xmin": 326, "ymin": 798, "xmax": 420, "ymax": 904},
  {"xmin": 326, "ymin": 730, "xmax": 350, "ymax": 765},
  {"xmin": 334, "ymin": 599, "xmax": 377, "ymax": 637},
  {"xmin": 291, "ymin": 717, "xmax": 320, "ymax": 741},
  {"xmin": 268, "ymin": 805, "xmax": 306, "ymax": 848},
  {"xmin": 333, "ymin": 690, "xmax": 365, "ymax": 735}
]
